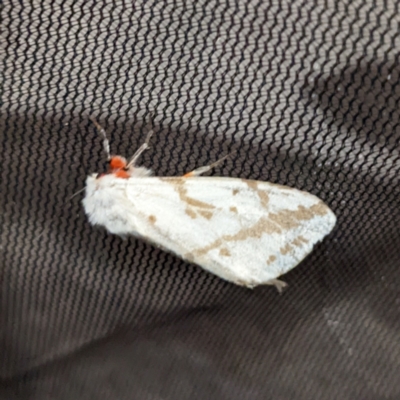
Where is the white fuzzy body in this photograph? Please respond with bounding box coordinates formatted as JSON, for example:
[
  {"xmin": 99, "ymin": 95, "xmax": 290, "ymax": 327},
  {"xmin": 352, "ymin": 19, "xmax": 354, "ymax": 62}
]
[{"xmin": 82, "ymin": 172, "xmax": 336, "ymax": 288}]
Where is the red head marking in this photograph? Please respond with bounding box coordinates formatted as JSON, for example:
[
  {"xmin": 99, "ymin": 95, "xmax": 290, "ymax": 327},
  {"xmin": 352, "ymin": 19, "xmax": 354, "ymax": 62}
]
[
  {"xmin": 109, "ymin": 156, "xmax": 127, "ymax": 170},
  {"xmin": 107, "ymin": 156, "xmax": 130, "ymax": 178},
  {"xmin": 113, "ymin": 169, "xmax": 131, "ymax": 178}
]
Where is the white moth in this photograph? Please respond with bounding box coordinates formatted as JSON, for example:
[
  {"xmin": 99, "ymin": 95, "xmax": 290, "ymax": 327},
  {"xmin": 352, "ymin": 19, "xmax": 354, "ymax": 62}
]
[{"xmin": 83, "ymin": 120, "xmax": 336, "ymax": 291}]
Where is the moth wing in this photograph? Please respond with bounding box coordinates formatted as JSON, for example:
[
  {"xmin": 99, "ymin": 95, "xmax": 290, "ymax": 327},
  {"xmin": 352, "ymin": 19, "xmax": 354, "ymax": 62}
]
[{"xmin": 123, "ymin": 176, "xmax": 336, "ymax": 288}]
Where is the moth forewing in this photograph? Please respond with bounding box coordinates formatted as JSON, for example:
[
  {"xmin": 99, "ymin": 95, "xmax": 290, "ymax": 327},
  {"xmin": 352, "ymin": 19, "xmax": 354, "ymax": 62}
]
[{"xmin": 83, "ymin": 173, "xmax": 336, "ymax": 290}]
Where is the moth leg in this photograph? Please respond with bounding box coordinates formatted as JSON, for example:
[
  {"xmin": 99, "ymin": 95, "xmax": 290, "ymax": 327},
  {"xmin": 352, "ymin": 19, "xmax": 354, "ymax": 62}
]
[
  {"xmin": 266, "ymin": 279, "xmax": 288, "ymax": 293},
  {"xmin": 126, "ymin": 130, "xmax": 154, "ymax": 168},
  {"xmin": 183, "ymin": 153, "xmax": 230, "ymax": 177}
]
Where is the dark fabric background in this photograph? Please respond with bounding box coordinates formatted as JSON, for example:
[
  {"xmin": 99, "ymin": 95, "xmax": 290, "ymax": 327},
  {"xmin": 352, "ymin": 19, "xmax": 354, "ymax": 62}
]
[{"xmin": 1, "ymin": 0, "xmax": 400, "ymax": 398}]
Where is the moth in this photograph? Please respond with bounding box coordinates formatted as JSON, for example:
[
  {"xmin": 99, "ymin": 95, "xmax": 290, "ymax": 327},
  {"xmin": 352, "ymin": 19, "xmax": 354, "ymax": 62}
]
[{"xmin": 82, "ymin": 119, "xmax": 336, "ymax": 291}]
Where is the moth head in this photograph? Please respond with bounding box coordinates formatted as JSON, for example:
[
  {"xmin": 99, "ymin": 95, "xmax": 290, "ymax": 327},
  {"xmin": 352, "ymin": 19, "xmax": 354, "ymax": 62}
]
[
  {"xmin": 89, "ymin": 117, "xmax": 152, "ymax": 179},
  {"xmin": 108, "ymin": 155, "xmax": 130, "ymax": 178},
  {"xmin": 109, "ymin": 155, "xmax": 127, "ymax": 170}
]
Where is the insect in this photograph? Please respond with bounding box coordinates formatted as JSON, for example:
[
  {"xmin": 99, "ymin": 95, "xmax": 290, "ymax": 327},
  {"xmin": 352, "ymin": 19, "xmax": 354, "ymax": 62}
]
[{"xmin": 82, "ymin": 119, "xmax": 336, "ymax": 291}]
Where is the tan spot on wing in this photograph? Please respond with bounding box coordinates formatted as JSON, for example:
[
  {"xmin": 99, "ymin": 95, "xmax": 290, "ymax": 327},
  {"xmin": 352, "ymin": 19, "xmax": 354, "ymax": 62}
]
[
  {"xmin": 244, "ymin": 179, "xmax": 269, "ymax": 208},
  {"xmin": 165, "ymin": 178, "xmax": 216, "ymax": 222},
  {"xmin": 232, "ymin": 188, "xmax": 239, "ymax": 195},
  {"xmin": 193, "ymin": 217, "xmax": 282, "ymax": 257},
  {"xmin": 245, "ymin": 180, "xmax": 258, "ymax": 191},
  {"xmin": 258, "ymin": 191, "xmax": 270, "ymax": 208},
  {"xmin": 192, "ymin": 202, "xmax": 327, "ymax": 257},
  {"xmin": 280, "ymin": 243, "xmax": 293, "ymax": 255},
  {"xmin": 229, "ymin": 206, "xmax": 238, "ymax": 213},
  {"xmin": 185, "ymin": 196, "xmax": 215, "ymax": 209},
  {"xmin": 292, "ymin": 237, "xmax": 302, "ymax": 247},
  {"xmin": 266, "ymin": 255, "xmax": 277, "ymax": 265},
  {"xmin": 148, "ymin": 215, "xmax": 157, "ymax": 224},
  {"xmin": 292, "ymin": 235, "xmax": 309, "ymax": 247},
  {"xmin": 185, "ymin": 252, "xmax": 195, "ymax": 263},
  {"xmin": 198, "ymin": 210, "xmax": 213, "ymax": 219},
  {"xmin": 185, "ymin": 208, "xmax": 197, "ymax": 219},
  {"xmin": 219, "ymin": 248, "xmax": 231, "ymax": 256},
  {"xmin": 175, "ymin": 181, "xmax": 215, "ymax": 209},
  {"xmin": 268, "ymin": 203, "xmax": 328, "ymax": 231},
  {"xmin": 164, "ymin": 178, "xmax": 215, "ymax": 208}
]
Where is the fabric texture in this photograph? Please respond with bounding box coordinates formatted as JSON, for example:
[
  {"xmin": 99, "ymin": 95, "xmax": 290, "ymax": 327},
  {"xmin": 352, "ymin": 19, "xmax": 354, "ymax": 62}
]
[{"xmin": 1, "ymin": 0, "xmax": 400, "ymax": 398}]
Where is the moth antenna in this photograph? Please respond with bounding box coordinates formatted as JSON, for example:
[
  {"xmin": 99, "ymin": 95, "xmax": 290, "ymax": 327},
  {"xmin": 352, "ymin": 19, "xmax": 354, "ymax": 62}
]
[
  {"xmin": 127, "ymin": 129, "xmax": 154, "ymax": 168},
  {"xmin": 208, "ymin": 152, "xmax": 233, "ymax": 168},
  {"xmin": 183, "ymin": 152, "xmax": 233, "ymax": 177},
  {"xmin": 69, "ymin": 187, "xmax": 86, "ymax": 200},
  {"xmin": 90, "ymin": 117, "xmax": 111, "ymax": 161}
]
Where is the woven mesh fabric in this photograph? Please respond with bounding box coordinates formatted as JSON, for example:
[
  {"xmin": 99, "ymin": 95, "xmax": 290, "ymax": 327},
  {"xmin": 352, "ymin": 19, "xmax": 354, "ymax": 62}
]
[{"xmin": 1, "ymin": 0, "xmax": 400, "ymax": 398}]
